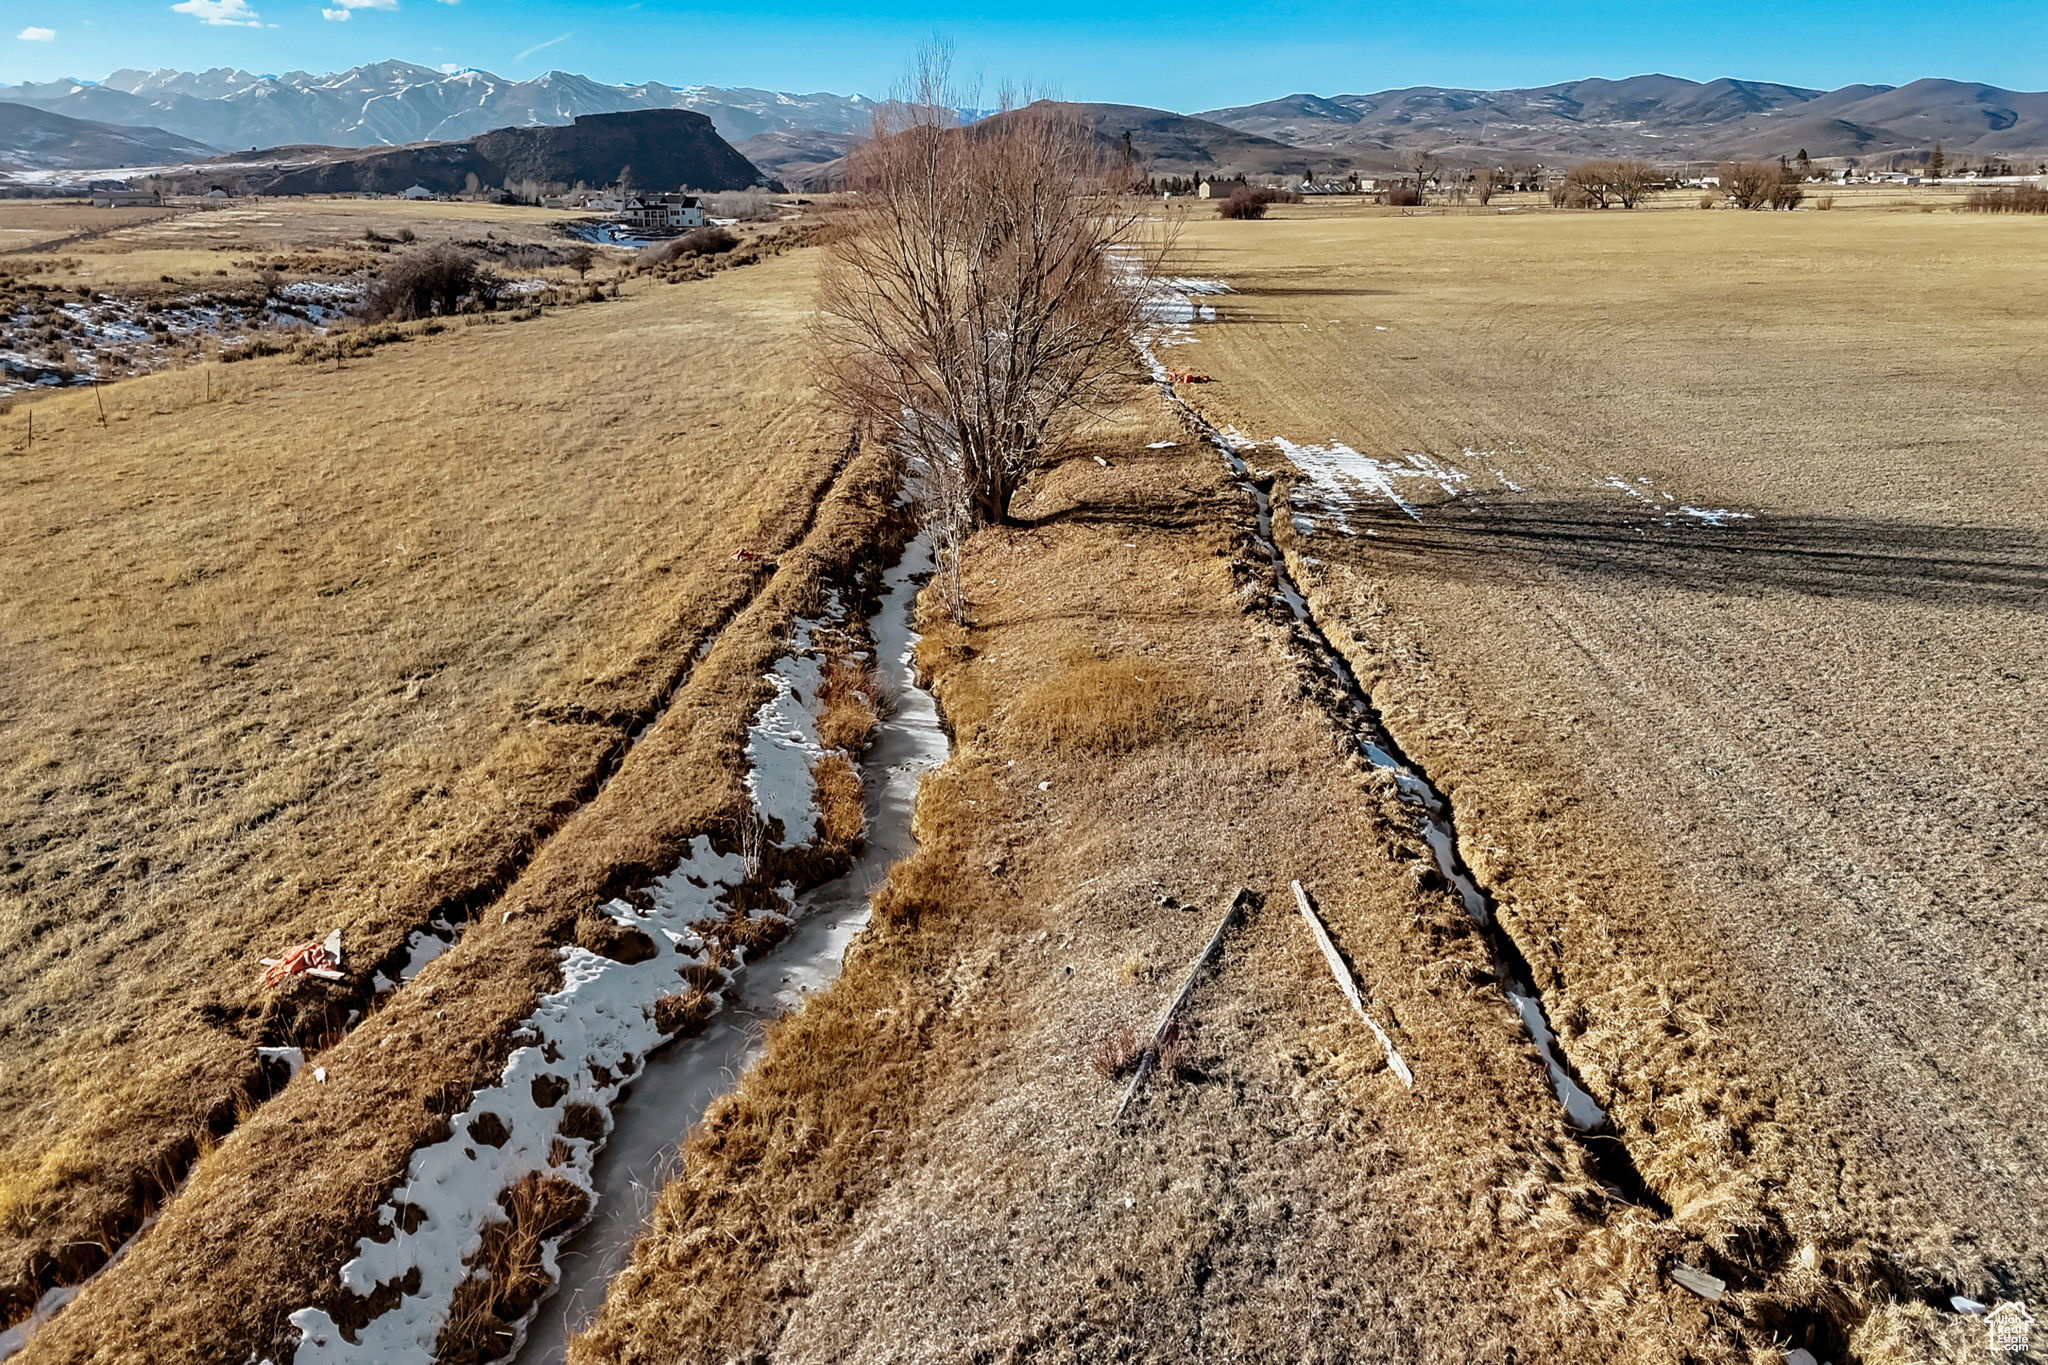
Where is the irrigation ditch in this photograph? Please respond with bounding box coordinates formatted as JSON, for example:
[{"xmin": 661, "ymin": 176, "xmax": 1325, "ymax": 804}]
[{"xmin": 0, "ymin": 435, "xmax": 869, "ymax": 1360}]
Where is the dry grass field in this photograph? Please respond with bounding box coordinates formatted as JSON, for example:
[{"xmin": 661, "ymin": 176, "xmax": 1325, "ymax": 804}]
[
  {"xmin": 1167, "ymin": 207, "xmax": 2047, "ymax": 1346},
  {"xmin": 0, "ymin": 244, "xmax": 869, "ymax": 1343},
  {"xmin": 5, "ymin": 188, "xmax": 2039, "ymax": 1365},
  {"xmin": 576, "ymin": 389, "xmax": 1754, "ymax": 1365},
  {"xmin": 0, "ymin": 197, "xmax": 593, "ymax": 289}
]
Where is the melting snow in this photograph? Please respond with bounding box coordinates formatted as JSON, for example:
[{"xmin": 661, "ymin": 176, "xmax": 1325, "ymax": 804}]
[
  {"xmin": 286, "ymin": 604, "xmax": 871, "ymax": 1362},
  {"xmin": 745, "ymin": 613, "xmax": 831, "ymax": 848},
  {"xmin": 288, "ymin": 840, "xmax": 754, "ymax": 1365},
  {"xmin": 1677, "ymin": 505, "xmax": 1753, "ymax": 528}
]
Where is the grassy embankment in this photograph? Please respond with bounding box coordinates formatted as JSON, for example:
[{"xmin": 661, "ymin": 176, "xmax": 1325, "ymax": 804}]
[{"xmin": 1, "ymin": 242, "xmax": 902, "ymax": 1359}]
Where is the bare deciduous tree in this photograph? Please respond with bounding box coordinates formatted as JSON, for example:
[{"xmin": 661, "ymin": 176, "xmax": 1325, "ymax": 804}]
[
  {"xmin": 1561, "ymin": 159, "xmax": 1659, "ymax": 209},
  {"xmin": 1717, "ymin": 160, "xmax": 1805, "ymax": 210},
  {"xmin": 1471, "ymin": 166, "xmax": 1503, "ymax": 205},
  {"xmin": 1400, "ymin": 147, "xmax": 1440, "ymax": 197},
  {"xmin": 817, "ymin": 46, "xmax": 1168, "ymax": 539}
]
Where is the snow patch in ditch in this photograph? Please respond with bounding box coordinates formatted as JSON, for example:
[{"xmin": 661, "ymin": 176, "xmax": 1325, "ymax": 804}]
[
  {"xmin": 288, "ymin": 609, "xmax": 850, "ymax": 1364},
  {"xmin": 507, "ymin": 537, "xmax": 945, "ymax": 1362},
  {"xmin": 288, "ymin": 838, "xmax": 753, "ymax": 1365},
  {"xmin": 745, "ymin": 610, "xmax": 832, "ymax": 849}
]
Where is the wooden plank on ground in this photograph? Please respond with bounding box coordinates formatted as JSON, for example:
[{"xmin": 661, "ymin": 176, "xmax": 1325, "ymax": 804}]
[
  {"xmin": 1114, "ymin": 888, "xmax": 1253, "ymax": 1123},
  {"xmin": 1291, "ymin": 880, "xmax": 1414, "ymax": 1088}
]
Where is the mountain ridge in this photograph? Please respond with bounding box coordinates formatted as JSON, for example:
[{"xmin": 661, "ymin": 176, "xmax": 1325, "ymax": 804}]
[
  {"xmin": 0, "ymin": 102, "xmax": 217, "ymax": 172},
  {"xmin": 4, "ymin": 65, "xmax": 2047, "ymax": 176}
]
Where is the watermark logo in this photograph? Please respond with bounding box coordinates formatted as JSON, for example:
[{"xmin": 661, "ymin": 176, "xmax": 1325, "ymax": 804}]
[{"xmin": 1986, "ymin": 1300, "xmax": 2035, "ymax": 1354}]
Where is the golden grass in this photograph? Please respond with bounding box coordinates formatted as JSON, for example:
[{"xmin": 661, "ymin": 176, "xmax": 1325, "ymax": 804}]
[
  {"xmin": 17, "ymin": 364, "xmax": 904, "ymax": 1363},
  {"xmin": 0, "ymin": 245, "xmax": 853, "ymax": 1328},
  {"xmin": 1004, "ymin": 654, "xmax": 1208, "ymax": 754},
  {"xmin": 1168, "ymin": 206, "xmax": 2048, "ymax": 1346},
  {"xmin": 438, "ymin": 1173, "xmax": 591, "ymax": 1364},
  {"xmin": 570, "ymin": 389, "xmax": 1727, "ymax": 1365}
]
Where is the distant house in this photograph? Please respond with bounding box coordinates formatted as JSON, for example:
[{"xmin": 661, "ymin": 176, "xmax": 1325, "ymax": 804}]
[
  {"xmin": 91, "ymin": 189, "xmax": 160, "ymax": 208},
  {"xmin": 401, "ymin": 184, "xmax": 436, "ymax": 200},
  {"xmin": 612, "ymin": 192, "xmax": 707, "ymax": 232}
]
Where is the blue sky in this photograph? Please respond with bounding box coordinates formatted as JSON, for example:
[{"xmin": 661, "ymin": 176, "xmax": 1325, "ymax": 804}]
[{"xmin": 7, "ymin": 0, "xmax": 2045, "ymax": 108}]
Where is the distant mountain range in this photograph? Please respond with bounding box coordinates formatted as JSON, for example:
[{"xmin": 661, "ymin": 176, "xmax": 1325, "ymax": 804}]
[
  {"xmin": 4, "ymin": 65, "xmax": 2046, "ymax": 187},
  {"xmin": 0, "ymin": 62, "xmax": 887, "ymax": 151},
  {"xmin": 1192, "ymin": 75, "xmax": 2048, "ymax": 163},
  {"xmin": 0, "ymin": 101, "xmax": 215, "ymax": 172}
]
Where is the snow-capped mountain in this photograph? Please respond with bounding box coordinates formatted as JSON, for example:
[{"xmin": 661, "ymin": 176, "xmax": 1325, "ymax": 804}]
[{"xmin": 0, "ymin": 62, "xmax": 885, "ymax": 150}]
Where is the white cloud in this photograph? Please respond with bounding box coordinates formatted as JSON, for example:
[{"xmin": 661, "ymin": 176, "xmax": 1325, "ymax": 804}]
[
  {"xmin": 170, "ymin": 0, "xmax": 267, "ymax": 25},
  {"xmin": 513, "ymin": 31, "xmax": 572, "ymax": 62},
  {"xmin": 320, "ymin": 6, "xmax": 349, "ymax": 16},
  {"xmin": 16, "ymin": 26, "xmax": 57, "ymax": 40}
]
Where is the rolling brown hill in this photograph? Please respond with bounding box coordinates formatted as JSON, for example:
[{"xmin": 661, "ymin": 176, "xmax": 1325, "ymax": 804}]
[
  {"xmin": 1196, "ymin": 74, "xmax": 2048, "ymax": 163},
  {"xmin": 793, "ymin": 99, "xmax": 1371, "ymax": 189},
  {"xmin": 0, "ymin": 101, "xmax": 216, "ymax": 172}
]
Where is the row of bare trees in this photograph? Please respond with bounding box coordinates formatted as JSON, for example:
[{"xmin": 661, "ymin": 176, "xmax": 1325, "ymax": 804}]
[
  {"xmin": 1553, "ymin": 159, "xmax": 1660, "ymax": 209},
  {"xmin": 816, "ymin": 46, "xmax": 1167, "ymax": 541}
]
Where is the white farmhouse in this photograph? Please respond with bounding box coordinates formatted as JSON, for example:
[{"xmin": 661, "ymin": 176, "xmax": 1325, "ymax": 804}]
[{"xmin": 613, "ymin": 193, "xmax": 708, "ymax": 232}]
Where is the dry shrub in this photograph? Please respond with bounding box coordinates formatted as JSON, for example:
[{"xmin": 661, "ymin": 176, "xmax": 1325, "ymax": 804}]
[
  {"xmin": 637, "ymin": 226, "xmax": 739, "ymax": 269},
  {"xmin": 436, "ymin": 1172, "xmax": 590, "ymax": 1364},
  {"xmin": 816, "ymin": 657, "xmax": 882, "ymax": 751},
  {"xmin": 811, "ymin": 752, "xmax": 865, "ymax": 849},
  {"xmin": 1088, "ymin": 1019, "xmax": 1145, "ymax": 1078},
  {"xmin": 364, "ymin": 245, "xmax": 498, "ymax": 321},
  {"xmin": 1006, "ymin": 656, "xmax": 1203, "ymax": 754},
  {"xmin": 1718, "ymin": 160, "xmax": 1806, "ymax": 210},
  {"xmin": 1385, "ymin": 185, "xmax": 1422, "ymax": 207},
  {"xmin": 1965, "ymin": 184, "xmax": 2048, "ymax": 213},
  {"xmin": 1215, "ymin": 191, "xmax": 1268, "ymax": 220},
  {"xmin": 1815, "ymin": 194, "xmax": 1836, "ymax": 211},
  {"xmin": 1214, "ymin": 186, "xmax": 1300, "ymax": 220},
  {"xmin": 1154, "ymin": 1019, "xmax": 1192, "ymax": 1077}
]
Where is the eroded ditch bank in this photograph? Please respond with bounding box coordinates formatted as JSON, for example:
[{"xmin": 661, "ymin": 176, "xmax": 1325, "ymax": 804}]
[
  {"xmin": 284, "ymin": 536, "xmax": 944, "ymax": 1365},
  {"xmin": 509, "ymin": 537, "xmax": 945, "ymax": 1365},
  {"xmin": 1133, "ymin": 282, "xmax": 1647, "ymax": 1195}
]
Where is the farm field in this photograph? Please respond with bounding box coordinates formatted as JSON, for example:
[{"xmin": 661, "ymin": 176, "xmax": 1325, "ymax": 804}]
[
  {"xmin": 0, "ymin": 197, "xmax": 611, "ymax": 398},
  {"xmin": 0, "ymin": 244, "xmax": 897, "ymax": 1356},
  {"xmin": 3, "ymin": 195, "xmax": 2040, "ymax": 1365},
  {"xmin": 1169, "ymin": 207, "xmax": 2048, "ymax": 1331},
  {"xmin": 575, "ymin": 385, "xmax": 1748, "ymax": 1365}
]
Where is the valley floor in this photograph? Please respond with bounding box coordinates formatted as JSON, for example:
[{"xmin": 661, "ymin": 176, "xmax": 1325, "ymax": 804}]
[{"xmin": 5, "ymin": 208, "xmax": 2039, "ymax": 1365}]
